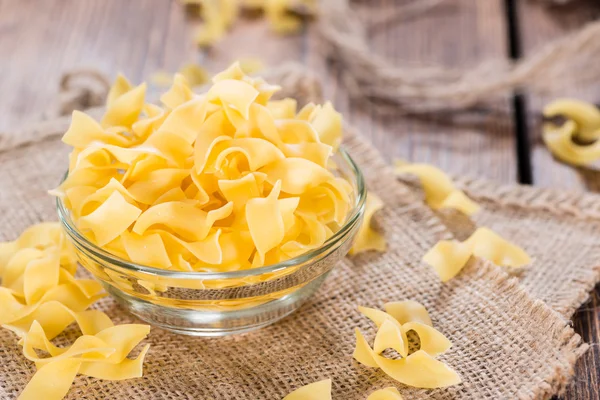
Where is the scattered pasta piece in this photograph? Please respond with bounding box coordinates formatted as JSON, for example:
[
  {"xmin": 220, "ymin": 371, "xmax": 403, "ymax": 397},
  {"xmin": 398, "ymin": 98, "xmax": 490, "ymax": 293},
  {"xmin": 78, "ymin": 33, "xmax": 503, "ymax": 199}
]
[
  {"xmin": 383, "ymin": 300, "xmax": 432, "ymax": 327},
  {"xmin": 353, "ymin": 302, "xmax": 460, "ymax": 389},
  {"xmin": 423, "ymin": 227, "xmax": 531, "ymax": 282},
  {"xmin": 366, "ymin": 387, "xmax": 404, "ymax": 400},
  {"xmin": 0, "ymin": 223, "xmax": 151, "ymax": 400},
  {"xmin": 349, "ymin": 192, "xmax": 386, "ymax": 255},
  {"xmin": 394, "ymin": 162, "xmax": 479, "ymax": 216},
  {"xmin": 239, "ymin": 57, "xmax": 265, "ymax": 74},
  {"xmin": 544, "ymin": 98, "xmax": 600, "ymax": 142},
  {"xmin": 151, "ymin": 63, "xmax": 210, "ymax": 88},
  {"xmin": 282, "ymin": 379, "xmax": 332, "ymax": 400},
  {"xmin": 53, "ymin": 62, "xmax": 352, "ymax": 275},
  {"xmin": 542, "ymin": 99, "xmax": 600, "ymax": 166},
  {"xmin": 182, "ymin": 0, "xmax": 315, "ymax": 47}
]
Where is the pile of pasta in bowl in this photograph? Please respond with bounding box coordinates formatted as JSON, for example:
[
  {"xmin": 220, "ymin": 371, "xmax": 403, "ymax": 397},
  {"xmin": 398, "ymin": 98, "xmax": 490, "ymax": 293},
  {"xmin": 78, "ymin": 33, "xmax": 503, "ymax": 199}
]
[{"xmin": 52, "ymin": 62, "xmax": 365, "ymax": 335}]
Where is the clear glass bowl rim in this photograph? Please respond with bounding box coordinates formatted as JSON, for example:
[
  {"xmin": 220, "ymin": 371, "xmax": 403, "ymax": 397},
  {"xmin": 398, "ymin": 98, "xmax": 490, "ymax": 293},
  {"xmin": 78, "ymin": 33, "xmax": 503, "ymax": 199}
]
[{"xmin": 57, "ymin": 147, "xmax": 366, "ymax": 281}]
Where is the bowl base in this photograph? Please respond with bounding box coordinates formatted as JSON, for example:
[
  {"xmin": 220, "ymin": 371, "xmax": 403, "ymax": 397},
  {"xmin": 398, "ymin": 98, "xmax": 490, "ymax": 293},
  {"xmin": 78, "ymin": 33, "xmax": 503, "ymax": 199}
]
[{"xmin": 103, "ymin": 273, "xmax": 328, "ymax": 336}]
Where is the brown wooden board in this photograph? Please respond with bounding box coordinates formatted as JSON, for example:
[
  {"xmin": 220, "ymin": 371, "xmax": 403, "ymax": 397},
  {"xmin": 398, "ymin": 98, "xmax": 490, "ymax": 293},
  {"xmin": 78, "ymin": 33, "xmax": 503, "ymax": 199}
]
[
  {"xmin": 0, "ymin": 0, "xmax": 597, "ymax": 398},
  {"xmin": 518, "ymin": 1, "xmax": 600, "ymax": 399},
  {"xmin": 306, "ymin": 0, "xmax": 517, "ymax": 184},
  {"xmin": 0, "ymin": 0, "xmax": 194, "ymax": 132}
]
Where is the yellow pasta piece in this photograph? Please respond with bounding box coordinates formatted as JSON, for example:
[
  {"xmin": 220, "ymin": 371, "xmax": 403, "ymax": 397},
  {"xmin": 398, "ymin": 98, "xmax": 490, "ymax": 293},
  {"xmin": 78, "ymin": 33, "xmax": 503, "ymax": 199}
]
[
  {"xmin": 544, "ymin": 98, "xmax": 600, "ymax": 142},
  {"xmin": 101, "ymin": 81, "xmax": 147, "ymax": 129},
  {"xmin": 106, "ymin": 73, "xmax": 134, "ymax": 106},
  {"xmin": 311, "ymin": 102, "xmax": 342, "ymax": 151},
  {"xmin": 179, "ymin": 63, "xmax": 210, "ymax": 87},
  {"xmin": 79, "ymin": 191, "xmax": 142, "ymax": 246},
  {"xmin": 18, "ymin": 358, "xmax": 81, "ymax": 400},
  {"xmin": 366, "ymin": 387, "xmax": 404, "ymax": 400},
  {"xmin": 62, "ymin": 111, "xmax": 131, "ymax": 149},
  {"xmin": 207, "ymin": 79, "xmax": 259, "ymax": 119},
  {"xmin": 19, "ymin": 319, "xmax": 150, "ymax": 394},
  {"xmin": 358, "ymin": 306, "xmax": 408, "ymax": 357},
  {"xmin": 122, "ymin": 231, "xmax": 172, "ymax": 268},
  {"xmin": 282, "ymin": 379, "xmax": 332, "ymax": 400},
  {"xmin": 542, "ymin": 120, "xmax": 600, "ymax": 166},
  {"xmin": 260, "ymin": 157, "xmax": 334, "ymax": 195},
  {"xmin": 349, "ymin": 192, "xmax": 386, "ymax": 255},
  {"xmin": 133, "ymin": 201, "xmax": 232, "ymax": 242},
  {"xmin": 374, "ymin": 319, "xmax": 407, "ymax": 356},
  {"xmin": 265, "ymin": 0, "xmax": 303, "ymax": 34},
  {"xmin": 354, "ymin": 302, "xmax": 460, "ymax": 389},
  {"xmin": 1, "ymin": 223, "xmax": 152, "ymax": 400},
  {"xmin": 161, "ymin": 74, "xmax": 194, "ymax": 109},
  {"xmin": 394, "ymin": 162, "xmax": 480, "ymax": 216},
  {"xmin": 383, "ymin": 300, "xmax": 432, "ymax": 327},
  {"xmin": 374, "ymin": 349, "xmax": 461, "ymax": 389},
  {"xmin": 423, "ymin": 227, "xmax": 531, "ymax": 282},
  {"xmin": 54, "ymin": 62, "xmax": 353, "ymax": 290},
  {"xmin": 239, "ymin": 57, "xmax": 265, "ymax": 75}
]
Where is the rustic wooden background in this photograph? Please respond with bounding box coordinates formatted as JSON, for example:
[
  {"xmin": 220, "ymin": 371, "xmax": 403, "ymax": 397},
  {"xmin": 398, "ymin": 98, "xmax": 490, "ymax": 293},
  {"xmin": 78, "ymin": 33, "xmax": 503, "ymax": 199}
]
[{"xmin": 0, "ymin": 0, "xmax": 598, "ymax": 398}]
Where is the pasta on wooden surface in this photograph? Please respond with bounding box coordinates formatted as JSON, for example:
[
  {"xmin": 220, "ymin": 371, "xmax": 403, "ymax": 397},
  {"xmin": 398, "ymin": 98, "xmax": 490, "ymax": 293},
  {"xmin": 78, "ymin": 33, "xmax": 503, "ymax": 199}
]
[
  {"xmin": 543, "ymin": 98, "xmax": 600, "ymax": 166},
  {"xmin": 353, "ymin": 302, "xmax": 460, "ymax": 390},
  {"xmin": 181, "ymin": 0, "xmax": 315, "ymax": 47}
]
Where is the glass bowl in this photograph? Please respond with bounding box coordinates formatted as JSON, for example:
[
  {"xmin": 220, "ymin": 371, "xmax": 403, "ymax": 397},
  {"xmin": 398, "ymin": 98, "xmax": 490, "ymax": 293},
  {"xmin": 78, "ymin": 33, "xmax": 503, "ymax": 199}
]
[{"xmin": 57, "ymin": 149, "xmax": 366, "ymax": 336}]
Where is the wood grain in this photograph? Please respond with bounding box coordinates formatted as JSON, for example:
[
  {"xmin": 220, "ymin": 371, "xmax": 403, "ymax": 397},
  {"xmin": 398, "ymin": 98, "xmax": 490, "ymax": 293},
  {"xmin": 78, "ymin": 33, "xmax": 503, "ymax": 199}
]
[
  {"xmin": 518, "ymin": 1, "xmax": 600, "ymax": 399},
  {"xmin": 518, "ymin": 0, "xmax": 600, "ymax": 189},
  {"xmin": 0, "ymin": 0, "xmax": 598, "ymax": 399},
  {"xmin": 306, "ymin": 0, "xmax": 518, "ymax": 184}
]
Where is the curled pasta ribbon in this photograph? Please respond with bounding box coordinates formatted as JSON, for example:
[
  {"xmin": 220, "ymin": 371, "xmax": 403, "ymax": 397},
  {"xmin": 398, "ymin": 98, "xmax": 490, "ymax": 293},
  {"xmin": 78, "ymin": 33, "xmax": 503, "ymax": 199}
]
[
  {"xmin": 349, "ymin": 192, "xmax": 386, "ymax": 255},
  {"xmin": 0, "ymin": 223, "xmax": 151, "ymax": 400},
  {"xmin": 18, "ymin": 318, "xmax": 150, "ymax": 400},
  {"xmin": 54, "ymin": 61, "xmax": 352, "ymax": 275},
  {"xmin": 353, "ymin": 302, "xmax": 460, "ymax": 389},
  {"xmin": 543, "ymin": 120, "xmax": 600, "ymax": 167},
  {"xmin": 367, "ymin": 387, "xmax": 404, "ymax": 400},
  {"xmin": 542, "ymin": 99, "xmax": 600, "ymax": 166},
  {"xmin": 394, "ymin": 162, "xmax": 480, "ymax": 216},
  {"xmin": 423, "ymin": 227, "xmax": 531, "ymax": 282},
  {"xmin": 282, "ymin": 379, "xmax": 332, "ymax": 400},
  {"xmin": 192, "ymin": 0, "xmax": 238, "ymax": 47},
  {"xmin": 0, "ymin": 224, "xmax": 105, "ymax": 335},
  {"xmin": 544, "ymin": 98, "xmax": 600, "ymax": 143}
]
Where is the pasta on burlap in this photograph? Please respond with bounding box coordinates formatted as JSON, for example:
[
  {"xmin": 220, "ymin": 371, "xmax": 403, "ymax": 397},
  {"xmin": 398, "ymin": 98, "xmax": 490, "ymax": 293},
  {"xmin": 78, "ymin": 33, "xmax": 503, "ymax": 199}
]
[
  {"xmin": 399, "ymin": 173, "xmax": 600, "ymax": 319},
  {"xmin": 0, "ymin": 65, "xmax": 591, "ymax": 399}
]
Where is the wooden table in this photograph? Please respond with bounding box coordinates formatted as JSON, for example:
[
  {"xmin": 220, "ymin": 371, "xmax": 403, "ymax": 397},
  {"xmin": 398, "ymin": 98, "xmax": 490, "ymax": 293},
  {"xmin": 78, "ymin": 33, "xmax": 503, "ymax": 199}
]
[{"xmin": 0, "ymin": 0, "xmax": 598, "ymax": 398}]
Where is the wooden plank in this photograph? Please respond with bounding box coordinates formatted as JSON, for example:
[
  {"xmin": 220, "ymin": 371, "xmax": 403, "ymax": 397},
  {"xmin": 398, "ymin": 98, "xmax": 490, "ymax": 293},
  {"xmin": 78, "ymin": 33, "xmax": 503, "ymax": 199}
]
[
  {"xmin": 0, "ymin": 0, "xmax": 193, "ymax": 132},
  {"xmin": 518, "ymin": 2, "xmax": 600, "ymax": 399},
  {"xmin": 518, "ymin": 1, "xmax": 600, "ymax": 189},
  {"xmin": 306, "ymin": 0, "xmax": 517, "ymax": 184}
]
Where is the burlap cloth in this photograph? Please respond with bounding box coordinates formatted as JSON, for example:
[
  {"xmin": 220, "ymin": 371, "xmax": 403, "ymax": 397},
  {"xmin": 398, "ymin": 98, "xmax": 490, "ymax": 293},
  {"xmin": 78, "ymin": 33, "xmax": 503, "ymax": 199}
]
[{"xmin": 0, "ymin": 67, "xmax": 596, "ymax": 399}]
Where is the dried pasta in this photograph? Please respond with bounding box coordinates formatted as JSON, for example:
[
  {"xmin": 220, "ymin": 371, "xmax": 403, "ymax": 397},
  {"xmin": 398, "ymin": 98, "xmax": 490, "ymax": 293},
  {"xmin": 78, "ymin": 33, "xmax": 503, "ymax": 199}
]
[
  {"xmin": 52, "ymin": 62, "xmax": 352, "ymax": 278},
  {"xmin": 394, "ymin": 161, "xmax": 480, "ymax": 216},
  {"xmin": 542, "ymin": 98, "xmax": 600, "ymax": 166},
  {"xmin": 183, "ymin": 0, "xmax": 315, "ymax": 47},
  {"xmin": 423, "ymin": 227, "xmax": 531, "ymax": 282},
  {"xmin": 282, "ymin": 379, "xmax": 332, "ymax": 400},
  {"xmin": 353, "ymin": 301, "xmax": 460, "ymax": 389},
  {"xmin": 349, "ymin": 192, "xmax": 386, "ymax": 255},
  {"xmin": 0, "ymin": 223, "xmax": 151, "ymax": 400},
  {"xmin": 366, "ymin": 387, "xmax": 404, "ymax": 400}
]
